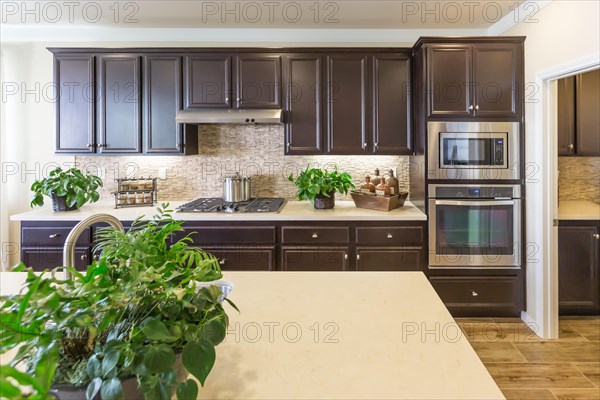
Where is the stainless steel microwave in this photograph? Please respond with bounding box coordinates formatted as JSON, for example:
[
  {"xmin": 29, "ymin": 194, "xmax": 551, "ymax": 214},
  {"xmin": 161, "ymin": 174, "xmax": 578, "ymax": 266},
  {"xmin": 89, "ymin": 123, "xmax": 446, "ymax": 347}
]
[{"xmin": 428, "ymin": 121, "xmax": 520, "ymax": 180}]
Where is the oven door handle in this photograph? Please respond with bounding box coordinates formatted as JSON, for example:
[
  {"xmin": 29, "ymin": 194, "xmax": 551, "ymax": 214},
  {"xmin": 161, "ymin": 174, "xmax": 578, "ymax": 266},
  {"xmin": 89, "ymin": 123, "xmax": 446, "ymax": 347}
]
[{"xmin": 434, "ymin": 200, "xmax": 516, "ymax": 206}]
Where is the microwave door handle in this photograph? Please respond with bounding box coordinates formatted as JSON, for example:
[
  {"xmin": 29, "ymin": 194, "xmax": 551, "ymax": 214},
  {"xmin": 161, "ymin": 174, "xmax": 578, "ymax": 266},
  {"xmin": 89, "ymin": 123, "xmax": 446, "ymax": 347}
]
[{"xmin": 435, "ymin": 200, "xmax": 516, "ymax": 206}]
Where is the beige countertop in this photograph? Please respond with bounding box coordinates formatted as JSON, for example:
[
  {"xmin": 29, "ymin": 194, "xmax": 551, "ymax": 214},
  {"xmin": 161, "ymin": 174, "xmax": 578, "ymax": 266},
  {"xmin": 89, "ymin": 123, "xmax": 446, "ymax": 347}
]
[
  {"xmin": 558, "ymin": 200, "xmax": 600, "ymax": 220},
  {"xmin": 10, "ymin": 200, "xmax": 427, "ymax": 222},
  {"xmin": 0, "ymin": 271, "xmax": 503, "ymax": 400}
]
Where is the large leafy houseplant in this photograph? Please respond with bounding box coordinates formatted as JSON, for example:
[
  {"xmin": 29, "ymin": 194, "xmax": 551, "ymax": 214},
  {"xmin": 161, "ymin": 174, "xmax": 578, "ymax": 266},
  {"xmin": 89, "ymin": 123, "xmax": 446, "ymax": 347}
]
[
  {"xmin": 30, "ymin": 167, "xmax": 103, "ymax": 211},
  {"xmin": 0, "ymin": 205, "xmax": 237, "ymax": 400},
  {"xmin": 288, "ymin": 165, "xmax": 355, "ymax": 209}
]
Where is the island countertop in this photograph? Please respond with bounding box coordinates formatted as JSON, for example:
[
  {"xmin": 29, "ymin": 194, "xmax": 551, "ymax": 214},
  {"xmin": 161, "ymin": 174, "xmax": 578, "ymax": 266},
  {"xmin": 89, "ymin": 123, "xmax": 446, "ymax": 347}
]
[
  {"xmin": 10, "ymin": 200, "xmax": 427, "ymax": 222},
  {"xmin": 0, "ymin": 271, "xmax": 503, "ymax": 400}
]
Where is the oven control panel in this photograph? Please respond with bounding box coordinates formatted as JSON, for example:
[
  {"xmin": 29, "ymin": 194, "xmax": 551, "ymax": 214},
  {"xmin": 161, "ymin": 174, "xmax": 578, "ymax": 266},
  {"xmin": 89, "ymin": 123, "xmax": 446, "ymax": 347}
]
[{"xmin": 433, "ymin": 186, "xmax": 519, "ymax": 199}]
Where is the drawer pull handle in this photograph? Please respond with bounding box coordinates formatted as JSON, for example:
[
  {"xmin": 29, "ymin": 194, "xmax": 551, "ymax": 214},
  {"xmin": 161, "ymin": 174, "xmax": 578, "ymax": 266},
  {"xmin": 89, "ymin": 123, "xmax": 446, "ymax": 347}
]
[
  {"xmin": 356, "ymin": 254, "xmax": 360, "ymax": 260},
  {"xmin": 219, "ymin": 258, "xmax": 226, "ymax": 265},
  {"xmin": 80, "ymin": 254, "xmax": 87, "ymax": 261},
  {"xmin": 471, "ymin": 290, "xmax": 478, "ymax": 297},
  {"xmin": 593, "ymin": 234, "xmax": 600, "ymax": 239},
  {"xmin": 344, "ymin": 254, "xmax": 348, "ymax": 260},
  {"xmin": 312, "ymin": 233, "xmax": 319, "ymax": 239},
  {"xmin": 93, "ymin": 255, "xmax": 100, "ymax": 261},
  {"xmin": 48, "ymin": 233, "xmax": 59, "ymax": 238},
  {"xmin": 387, "ymin": 233, "xmax": 393, "ymax": 239}
]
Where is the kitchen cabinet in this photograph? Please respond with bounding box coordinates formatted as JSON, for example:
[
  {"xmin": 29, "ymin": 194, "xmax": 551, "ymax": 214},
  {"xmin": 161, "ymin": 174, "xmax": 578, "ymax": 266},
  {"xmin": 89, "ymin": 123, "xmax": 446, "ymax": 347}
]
[
  {"xmin": 201, "ymin": 246, "xmax": 276, "ymax": 271},
  {"xmin": 558, "ymin": 221, "xmax": 600, "ymax": 315},
  {"xmin": 96, "ymin": 54, "xmax": 142, "ymax": 153},
  {"xmin": 54, "ymin": 54, "xmax": 96, "ymax": 154},
  {"xmin": 183, "ymin": 55, "xmax": 231, "ymax": 108},
  {"xmin": 282, "ymin": 54, "xmax": 324, "ymax": 155},
  {"xmin": 281, "ymin": 247, "xmax": 350, "ymax": 271},
  {"xmin": 234, "ymin": 55, "xmax": 282, "ymax": 108},
  {"xmin": 558, "ymin": 76, "xmax": 576, "ymax": 156}
]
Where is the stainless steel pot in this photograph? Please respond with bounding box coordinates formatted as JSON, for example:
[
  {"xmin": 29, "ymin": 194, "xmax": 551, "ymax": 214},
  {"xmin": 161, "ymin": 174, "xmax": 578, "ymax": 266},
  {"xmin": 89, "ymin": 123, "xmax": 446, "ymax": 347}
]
[{"xmin": 223, "ymin": 172, "xmax": 252, "ymax": 202}]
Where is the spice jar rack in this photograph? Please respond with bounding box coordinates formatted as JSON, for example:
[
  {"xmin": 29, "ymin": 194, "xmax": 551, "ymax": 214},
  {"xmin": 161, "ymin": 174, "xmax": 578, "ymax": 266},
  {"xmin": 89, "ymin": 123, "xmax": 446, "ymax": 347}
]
[{"xmin": 112, "ymin": 178, "xmax": 158, "ymax": 208}]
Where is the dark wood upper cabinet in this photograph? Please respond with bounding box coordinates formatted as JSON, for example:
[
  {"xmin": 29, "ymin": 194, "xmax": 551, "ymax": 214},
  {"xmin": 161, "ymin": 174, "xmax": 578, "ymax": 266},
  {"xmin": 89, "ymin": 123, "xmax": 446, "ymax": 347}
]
[
  {"xmin": 557, "ymin": 76, "xmax": 576, "ymax": 156},
  {"xmin": 325, "ymin": 54, "xmax": 369, "ymax": 155},
  {"xmin": 97, "ymin": 54, "xmax": 141, "ymax": 154},
  {"xmin": 427, "ymin": 45, "xmax": 472, "ymax": 117},
  {"xmin": 143, "ymin": 55, "xmax": 183, "ymax": 154},
  {"xmin": 575, "ymin": 69, "xmax": 600, "ymax": 156},
  {"xmin": 371, "ymin": 54, "xmax": 411, "ymax": 155},
  {"xmin": 559, "ymin": 222, "xmax": 600, "ymax": 315},
  {"xmin": 183, "ymin": 55, "xmax": 231, "ymax": 109},
  {"xmin": 283, "ymin": 54, "xmax": 323, "ymax": 155},
  {"xmin": 234, "ymin": 55, "xmax": 282, "ymax": 109},
  {"xmin": 54, "ymin": 54, "xmax": 95, "ymax": 154}
]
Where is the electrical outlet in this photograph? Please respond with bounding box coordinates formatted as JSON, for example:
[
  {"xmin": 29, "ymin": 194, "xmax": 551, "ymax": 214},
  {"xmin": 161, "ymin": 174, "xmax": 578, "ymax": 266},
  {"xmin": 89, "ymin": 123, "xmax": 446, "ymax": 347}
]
[
  {"xmin": 98, "ymin": 167, "xmax": 106, "ymax": 179},
  {"xmin": 158, "ymin": 168, "xmax": 167, "ymax": 180}
]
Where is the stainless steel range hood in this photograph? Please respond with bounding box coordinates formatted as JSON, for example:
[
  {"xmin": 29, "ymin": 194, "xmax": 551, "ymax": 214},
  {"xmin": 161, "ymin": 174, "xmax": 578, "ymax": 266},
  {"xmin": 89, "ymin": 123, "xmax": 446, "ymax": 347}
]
[{"xmin": 175, "ymin": 109, "xmax": 282, "ymax": 124}]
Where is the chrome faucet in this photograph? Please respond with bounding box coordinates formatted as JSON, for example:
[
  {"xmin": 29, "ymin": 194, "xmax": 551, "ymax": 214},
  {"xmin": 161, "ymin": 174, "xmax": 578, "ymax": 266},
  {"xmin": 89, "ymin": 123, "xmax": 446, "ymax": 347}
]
[{"xmin": 63, "ymin": 213, "xmax": 124, "ymax": 279}]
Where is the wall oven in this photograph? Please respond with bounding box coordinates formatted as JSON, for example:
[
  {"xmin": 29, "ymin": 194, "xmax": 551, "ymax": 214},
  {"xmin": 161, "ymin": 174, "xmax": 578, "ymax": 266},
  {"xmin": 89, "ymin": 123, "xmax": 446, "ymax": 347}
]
[
  {"xmin": 428, "ymin": 184, "xmax": 521, "ymax": 269},
  {"xmin": 428, "ymin": 121, "xmax": 520, "ymax": 180}
]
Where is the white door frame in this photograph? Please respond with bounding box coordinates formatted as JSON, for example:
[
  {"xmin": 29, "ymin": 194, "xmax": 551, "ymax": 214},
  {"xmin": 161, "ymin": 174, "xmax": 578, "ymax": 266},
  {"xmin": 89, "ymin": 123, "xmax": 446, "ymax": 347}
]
[{"xmin": 533, "ymin": 53, "xmax": 599, "ymax": 339}]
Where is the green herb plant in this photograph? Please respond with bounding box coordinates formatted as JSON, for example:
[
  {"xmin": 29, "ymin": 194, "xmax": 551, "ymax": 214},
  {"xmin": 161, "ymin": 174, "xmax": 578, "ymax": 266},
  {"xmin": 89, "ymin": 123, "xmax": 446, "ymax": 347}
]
[
  {"xmin": 288, "ymin": 165, "xmax": 355, "ymax": 202},
  {"xmin": 30, "ymin": 167, "xmax": 103, "ymax": 209},
  {"xmin": 0, "ymin": 204, "xmax": 237, "ymax": 400}
]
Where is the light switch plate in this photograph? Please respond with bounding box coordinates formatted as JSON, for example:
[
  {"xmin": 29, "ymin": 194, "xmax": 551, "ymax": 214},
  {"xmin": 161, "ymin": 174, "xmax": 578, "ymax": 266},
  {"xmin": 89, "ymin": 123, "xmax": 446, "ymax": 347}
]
[{"xmin": 158, "ymin": 168, "xmax": 167, "ymax": 180}]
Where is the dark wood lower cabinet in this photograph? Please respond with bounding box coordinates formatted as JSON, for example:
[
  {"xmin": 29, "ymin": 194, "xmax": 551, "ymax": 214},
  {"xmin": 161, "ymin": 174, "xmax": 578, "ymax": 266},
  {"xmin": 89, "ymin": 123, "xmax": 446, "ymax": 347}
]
[
  {"xmin": 558, "ymin": 221, "xmax": 600, "ymax": 315},
  {"xmin": 201, "ymin": 246, "xmax": 276, "ymax": 271},
  {"xmin": 21, "ymin": 247, "xmax": 89, "ymax": 271},
  {"xmin": 356, "ymin": 247, "xmax": 421, "ymax": 271},
  {"xmin": 281, "ymin": 247, "xmax": 350, "ymax": 271}
]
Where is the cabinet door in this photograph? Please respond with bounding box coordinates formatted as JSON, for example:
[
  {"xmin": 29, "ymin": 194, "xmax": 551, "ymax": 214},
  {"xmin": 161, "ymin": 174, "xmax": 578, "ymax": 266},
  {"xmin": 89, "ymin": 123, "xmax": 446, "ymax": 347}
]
[
  {"xmin": 371, "ymin": 54, "xmax": 411, "ymax": 155},
  {"xmin": 143, "ymin": 55, "xmax": 182, "ymax": 153},
  {"xmin": 97, "ymin": 54, "xmax": 141, "ymax": 153},
  {"xmin": 472, "ymin": 43, "xmax": 520, "ymax": 118},
  {"xmin": 281, "ymin": 247, "xmax": 350, "ymax": 271},
  {"xmin": 427, "ymin": 45, "xmax": 472, "ymax": 117},
  {"xmin": 22, "ymin": 247, "xmax": 89, "ymax": 271},
  {"xmin": 325, "ymin": 55, "xmax": 369, "ymax": 154},
  {"xmin": 576, "ymin": 69, "xmax": 600, "ymax": 156},
  {"xmin": 201, "ymin": 246, "xmax": 276, "ymax": 271},
  {"xmin": 557, "ymin": 76, "xmax": 576, "ymax": 156},
  {"xmin": 184, "ymin": 55, "xmax": 231, "ymax": 109},
  {"xmin": 234, "ymin": 55, "xmax": 281, "ymax": 109},
  {"xmin": 283, "ymin": 55, "xmax": 323, "ymax": 154},
  {"xmin": 356, "ymin": 247, "xmax": 422, "ymax": 271},
  {"xmin": 559, "ymin": 225, "xmax": 600, "ymax": 314},
  {"xmin": 54, "ymin": 54, "xmax": 95, "ymax": 153}
]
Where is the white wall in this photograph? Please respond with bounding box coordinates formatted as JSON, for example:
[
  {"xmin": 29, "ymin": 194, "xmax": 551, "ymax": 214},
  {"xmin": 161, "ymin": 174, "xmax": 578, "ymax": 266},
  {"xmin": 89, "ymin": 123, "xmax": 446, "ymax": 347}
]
[{"xmin": 502, "ymin": 0, "xmax": 600, "ymax": 338}]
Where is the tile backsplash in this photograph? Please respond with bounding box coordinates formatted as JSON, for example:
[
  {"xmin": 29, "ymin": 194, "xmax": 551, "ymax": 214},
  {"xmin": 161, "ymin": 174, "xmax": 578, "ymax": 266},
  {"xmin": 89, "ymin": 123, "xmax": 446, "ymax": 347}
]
[
  {"xmin": 76, "ymin": 125, "xmax": 410, "ymax": 202},
  {"xmin": 558, "ymin": 157, "xmax": 600, "ymax": 203}
]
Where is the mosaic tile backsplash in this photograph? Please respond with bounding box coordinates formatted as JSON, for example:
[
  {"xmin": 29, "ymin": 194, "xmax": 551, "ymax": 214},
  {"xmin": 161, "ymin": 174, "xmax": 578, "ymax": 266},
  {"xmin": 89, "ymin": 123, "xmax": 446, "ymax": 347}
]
[
  {"xmin": 558, "ymin": 157, "xmax": 600, "ymax": 203},
  {"xmin": 76, "ymin": 125, "xmax": 411, "ymax": 202}
]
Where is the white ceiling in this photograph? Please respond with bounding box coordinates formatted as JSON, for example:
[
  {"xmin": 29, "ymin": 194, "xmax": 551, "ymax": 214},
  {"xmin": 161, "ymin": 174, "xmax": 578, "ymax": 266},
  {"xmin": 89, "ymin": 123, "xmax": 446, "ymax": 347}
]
[{"xmin": 1, "ymin": 0, "xmax": 525, "ymax": 29}]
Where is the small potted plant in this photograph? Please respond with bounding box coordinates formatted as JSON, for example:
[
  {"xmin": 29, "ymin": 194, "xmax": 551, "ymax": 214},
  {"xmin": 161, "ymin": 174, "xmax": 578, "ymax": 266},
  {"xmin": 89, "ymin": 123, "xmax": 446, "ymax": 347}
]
[
  {"xmin": 0, "ymin": 205, "xmax": 237, "ymax": 400},
  {"xmin": 30, "ymin": 167, "xmax": 103, "ymax": 212},
  {"xmin": 288, "ymin": 165, "xmax": 355, "ymax": 209}
]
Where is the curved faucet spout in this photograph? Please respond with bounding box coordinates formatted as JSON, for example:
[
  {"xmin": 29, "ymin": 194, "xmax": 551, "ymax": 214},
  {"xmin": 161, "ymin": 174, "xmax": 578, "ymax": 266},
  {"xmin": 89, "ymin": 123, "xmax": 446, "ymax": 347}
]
[{"xmin": 63, "ymin": 213, "xmax": 124, "ymax": 279}]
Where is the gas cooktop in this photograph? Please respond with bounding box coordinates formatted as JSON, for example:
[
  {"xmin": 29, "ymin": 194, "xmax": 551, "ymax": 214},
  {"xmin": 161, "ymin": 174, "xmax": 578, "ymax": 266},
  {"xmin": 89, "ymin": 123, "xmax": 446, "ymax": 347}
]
[{"xmin": 176, "ymin": 198, "xmax": 286, "ymax": 213}]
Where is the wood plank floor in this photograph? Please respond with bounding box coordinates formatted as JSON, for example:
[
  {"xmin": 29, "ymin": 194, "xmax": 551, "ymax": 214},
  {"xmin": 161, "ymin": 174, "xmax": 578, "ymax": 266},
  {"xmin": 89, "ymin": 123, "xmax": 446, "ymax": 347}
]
[{"xmin": 456, "ymin": 317, "xmax": 600, "ymax": 400}]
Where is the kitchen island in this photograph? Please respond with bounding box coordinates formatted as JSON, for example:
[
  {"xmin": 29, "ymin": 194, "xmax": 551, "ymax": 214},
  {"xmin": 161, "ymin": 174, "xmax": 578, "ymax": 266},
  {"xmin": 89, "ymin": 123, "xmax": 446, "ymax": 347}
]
[{"xmin": 0, "ymin": 271, "xmax": 504, "ymax": 400}]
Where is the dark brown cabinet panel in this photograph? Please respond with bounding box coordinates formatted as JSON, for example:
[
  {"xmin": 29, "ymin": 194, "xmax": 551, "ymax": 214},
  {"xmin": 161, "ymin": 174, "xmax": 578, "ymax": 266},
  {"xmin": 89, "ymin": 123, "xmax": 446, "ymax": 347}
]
[
  {"xmin": 356, "ymin": 247, "xmax": 422, "ymax": 271},
  {"xmin": 173, "ymin": 225, "xmax": 276, "ymax": 245},
  {"xmin": 54, "ymin": 54, "xmax": 95, "ymax": 154},
  {"xmin": 558, "ymin": 222, "xmax": 600, "ymax": 315},
  {"xmin": 97, "ymin": 54, "xmax": 141, "ymax": 153},
  {"xmin": 283, "ymin": 54, "xmax": 323, "ymax": 154},
  {"xmin": 21, "ymin": 226, "xmax": 91, "ymax": 246},
  {"xmin": 472, "ymin": 44, "xmax": 520, "ymax": 118},
  {"xmin": 22, "ymin": 247, "xmax": 89, "ymax": 271},
  {"xmin": 281, "ymin": 247, "xmax": 350, "ymax": 271},
  {"xmin": 200, "ymin": 246, "xmax": 276, "ymax": 271},
  {"xmin": 234, "ymin": 55, "xmax": 281, "ymax": 109},
  {"xmin": 143, "ymin": 55, "xmax": 184, "ymax": 154},
  {"xmin": 427, "ymin": 45, "xmax": 472, "ymax": 117},
  {"xmin": 558, "ymin": 76, "xmax": 576, "ymax": 156},
  {"xmin": 430, "ymin": 276, "xmax": 522, "ymax": 316},
  {"xmin": 184, "ymin": 55, "xmax": 231, "ymax": 109},
  {"xmin": 355, "ymin": 226, "xmax": 424, "ymax": 246},
  {"xmin": 575, "ymin": 69, "xmax": 600, "ymax": 156},
  {"xmin": 371, "ymin": 54, "xmax": 411, "ymax": 155},
  {"xmin": 325, "ymin": 55, "xmax": 369, "ymax": 154},
  {"xmin": 281, "ymin": 226, "xmax": 349, "ymax": 244}
]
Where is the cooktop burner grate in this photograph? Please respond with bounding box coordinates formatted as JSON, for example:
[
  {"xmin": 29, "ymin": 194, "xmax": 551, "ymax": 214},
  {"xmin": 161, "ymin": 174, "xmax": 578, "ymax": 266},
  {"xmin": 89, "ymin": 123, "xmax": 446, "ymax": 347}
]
[{"xmin": 176, "ymin": 198, "xmax": 285, "ymax": 213}]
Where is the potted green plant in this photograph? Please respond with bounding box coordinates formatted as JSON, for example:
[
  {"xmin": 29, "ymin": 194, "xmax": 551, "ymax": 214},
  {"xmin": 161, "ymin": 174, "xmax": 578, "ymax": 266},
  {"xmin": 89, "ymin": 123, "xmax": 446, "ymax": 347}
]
[
  {"xmin": 288, "ymin": 165, "xmax": 355, "ymax": 209},
  {"xmin": 30, "ymin": 167, "xmax": 103, "ymax": 212},
  {"xmin": 0, "ymin": 204, "xmax": 237, "ymax": 400}
]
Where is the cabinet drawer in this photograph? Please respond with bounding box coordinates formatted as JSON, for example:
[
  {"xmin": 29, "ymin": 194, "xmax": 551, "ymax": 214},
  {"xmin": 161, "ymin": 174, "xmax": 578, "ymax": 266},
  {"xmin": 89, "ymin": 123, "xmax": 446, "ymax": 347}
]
[
  {"xmin": 355, "ymin": 226, "xmax": 424, "ymax": 246},
  {"xmin": 429, "ymin": 276, "xmax": 521, "ymax": 316},
  {"xmin": 281, "ymin": 246, "xmax": 350, "ymax": 271},
  {"xmin": 281, "ymin": 226, "xmax": 349, "ymax": 244},
  {"xmin": 21, "ymin": 247, "xmax": 90, "ymax": 271},
  {"xmin": 356, "ymin": 247, "xmax": 422, "ymax": 271},
  {"xmin": 202, "ymin": 246, "xmax": 275, "ymax": 271},
  {"xmin": 22, "ymin": 226, "xmax": 91, "ymax": 246},
  {"xmin": 175, "ymin": 226, "xmax": 276, "ymax": 245}
]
